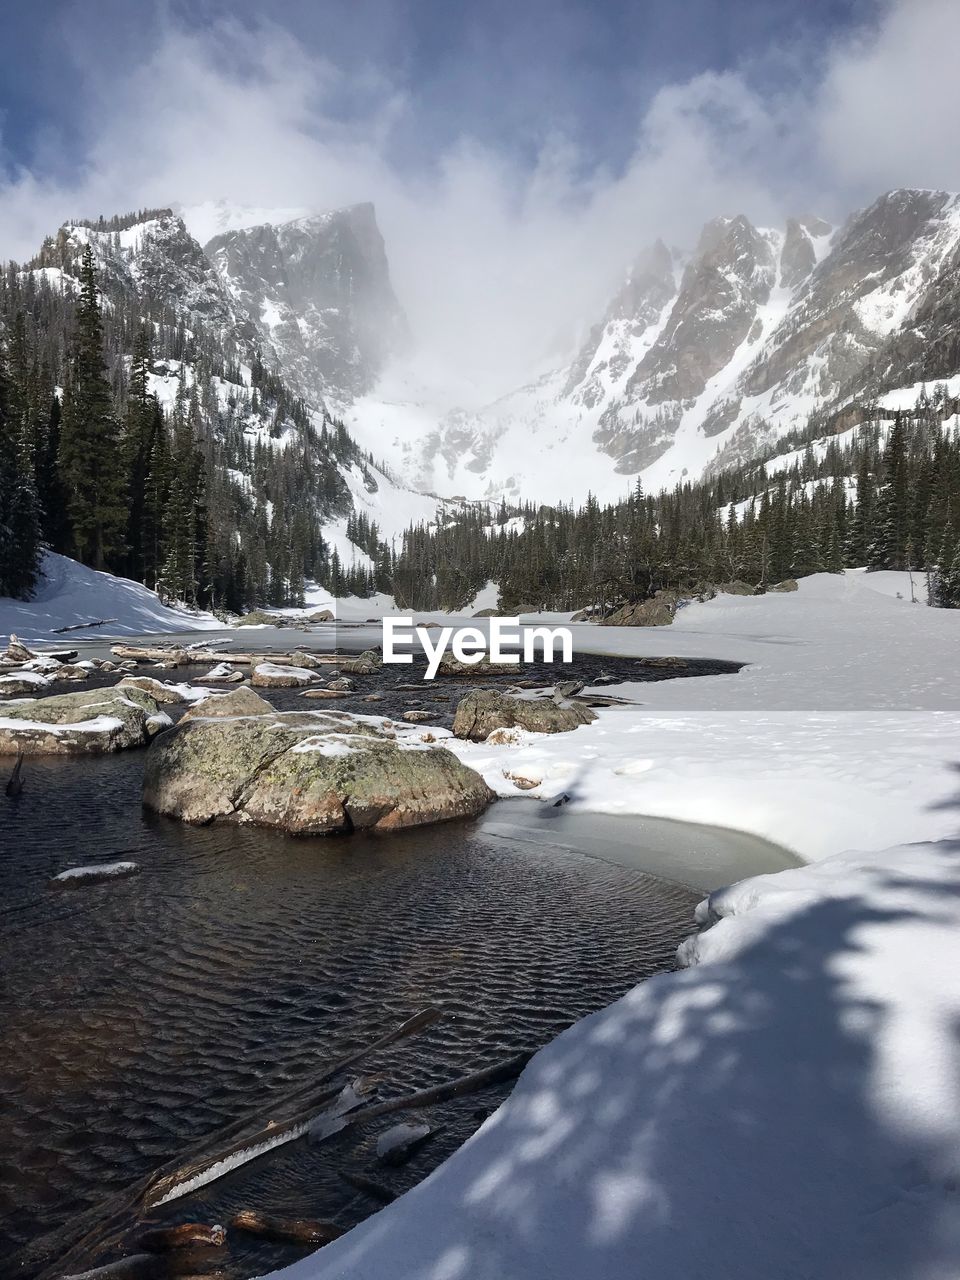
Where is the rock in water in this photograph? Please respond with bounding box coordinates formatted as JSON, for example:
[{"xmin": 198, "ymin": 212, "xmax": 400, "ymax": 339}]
[
  {"xmin": 375, "ymin": 1121, "xmax": 435, "ymax": 1166},
  {"xmin": 0, "ymin": 671, "xmax": 53, "ymax": 696},
  {"xmin": 251, "ymin": 662, "xmax": 318, "ymax": 688},
  {"xmin": 117, "ymin": 676, "xmax": 190, "ymax": 704},
  {"xmin": 180, "ymin": 687, "xmax": 275, "ymax": 721},
  {"xmin": 143, "ymin": 711, "xmax": 494, "ymax": 833},
  {"xmin": 452, "ymin": 690, "xmax": 597, "ymax": 742},
  {"xmin": 4, "ymin": 634, "xmax": 37, "ymax": 663},
  {"xmin": 342, "ymin": 649, "xmax": 382, "ymax": 675},
  {"xmin": 50, "ymin": 861, "xmax": 140, "ymax": 888},
  {"xmin": 0, "ymin": 686, "xmax": 166, "ymax": 755},
  {"xmin": 202, "ymin": 662, "xmax": 244, "ymax": 683}
]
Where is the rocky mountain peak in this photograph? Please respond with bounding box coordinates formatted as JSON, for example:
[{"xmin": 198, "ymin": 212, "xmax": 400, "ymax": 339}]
[
  {"xmin": 57, "ymin": 210, "xmax": 238, "ymax": 336},
  {"xmin": 205, "ymin": 202, "xmax": 409, "ymax": 406}
]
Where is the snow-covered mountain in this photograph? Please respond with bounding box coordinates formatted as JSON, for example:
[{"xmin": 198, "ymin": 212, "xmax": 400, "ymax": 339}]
[
  {"xmin": 18, "ymin": 208, "xmax": 441, "ymax": 581},
  {"xmin": 204, "ymin": 204, "xmax": 409, "ymax": 405},
  {"xmin": 345, "ymin": 189, "xmax": 960, "ymax": 504}
]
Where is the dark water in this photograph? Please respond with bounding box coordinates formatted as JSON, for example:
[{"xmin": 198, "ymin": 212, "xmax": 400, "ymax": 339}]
[{"xmin": 0, "ymin": 655, "xmax": 706, "ymax": 1279}]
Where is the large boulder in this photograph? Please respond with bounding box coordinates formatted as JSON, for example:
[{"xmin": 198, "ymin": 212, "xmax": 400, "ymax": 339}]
[
  {"xmin": 251, "ymin": 662, "xmax": 318, "ymax": 688},
  {"xmin": 452, "ymin": 690, "xmax": 597, "ymax": 742},
  {"xmin": 601, "ymin": 590, "xmax": 678, "ymax": 627},
  {"xmin": 768, "ymin": 578, "xmax": 799, "ymax": 593},
  {"xmin": 143, "ymin": 711, "xmax": 493, "ymax": 834},
  {"xmin": 0, "ymin": 686, "xmax": 167, "ymax": 755},
  {"xmin": 716, "ymin": 580, "xmax": 757, "ymax": 596},
  {"xmin": 180, "ymin": 686, "xmax": 275, "ymax": 721}
]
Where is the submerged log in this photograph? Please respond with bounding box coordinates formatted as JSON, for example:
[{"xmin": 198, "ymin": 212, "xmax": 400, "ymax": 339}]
[
  {"xmin": 58, "ymin": 1257, "xmax": 163, "ymax": 1280},
  {"xmin": 338, "ymin": 1170, "xmax": 397, "ymax": 1204},
  {"xmin": 19, "ymin": 1007, "xmax": 441, "ymax": 1280},
  {"xmin": 308, "ymin": 1052, "xmax": 533, "ymax": 1145},
  {"xmin": 136, "ymin": 1223, "xmax": 226, "ymax": 1252},
  {"xmin": 5, "ymin": 752, "xmax": 24, "ymax": 797},
  {"xmin": 230, "ymin": 1210, "xmax": 344, "ymax": 1245}
]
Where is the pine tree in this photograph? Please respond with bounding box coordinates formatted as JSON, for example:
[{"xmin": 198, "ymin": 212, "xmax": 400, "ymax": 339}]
[{"xmin": 59, "ymin": 244, "xmax": 127, "ymax": 570}]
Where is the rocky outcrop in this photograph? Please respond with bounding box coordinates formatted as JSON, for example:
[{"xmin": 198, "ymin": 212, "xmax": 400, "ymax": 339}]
[
  {"xmin": 768, "ymin": 578, "xmax": 799, "ymax": 592},
  {"xmin": 716, "ymin": 581, "xmax": 756, "ymax": 596},
  {"xmin": 601, "ymin": 590, "xmax": 678, "ymax": 627},
  {"xmin": 143, "ymin": 711, "xmax": 493, "ymax": 833},
  {"xmin": 205, "ymin": 204, "xmax": 409, "ymax": 403},
  {"xmin": 0, "ymin": 686, "xmax": 166, "ymax": 754},
  {"xmin": 452, "ymin": 690, "xmax": 597, "ymax": 741}
]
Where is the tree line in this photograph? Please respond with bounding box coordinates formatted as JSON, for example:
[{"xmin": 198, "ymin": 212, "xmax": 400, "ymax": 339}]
[
  {"xmin": 387, "ymin": 401, "xmax": 960, "ymax": 613},
  {"xmin": 0, "ymin": 232, "xmax": 377, "ymax": 609}
]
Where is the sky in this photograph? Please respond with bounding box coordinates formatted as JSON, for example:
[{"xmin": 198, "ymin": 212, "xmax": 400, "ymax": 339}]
[{"xmin": 2, "ymin": 0, "xmax": 960, "ymax": 399}]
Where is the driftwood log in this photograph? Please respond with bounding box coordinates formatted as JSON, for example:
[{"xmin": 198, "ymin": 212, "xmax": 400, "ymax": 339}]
[
  {"xmin": 135, "ymin": 1223, "xmax": 226, "ymax": 1252},
  {"xmin": 230, "ymin": 1209, "xmax": 344, "ymax": 1245},
  {"xmin": 18, "ymin": 1008, "xmax": 441, "ymax": 1280},
  {"xmin": 109, "ymin": 645, "xmax": 342, "ymax": 667}
]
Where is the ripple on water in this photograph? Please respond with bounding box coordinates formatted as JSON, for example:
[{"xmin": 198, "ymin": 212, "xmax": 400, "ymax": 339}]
[{"xmin": 0, "ymin": 672, "xmax": 701, "ymax": 1278}]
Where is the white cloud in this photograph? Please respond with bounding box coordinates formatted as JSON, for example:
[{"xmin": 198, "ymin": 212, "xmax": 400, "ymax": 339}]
[{"xmin": 0, "ymin": 1, "xmax": 957, "ymax": 401}]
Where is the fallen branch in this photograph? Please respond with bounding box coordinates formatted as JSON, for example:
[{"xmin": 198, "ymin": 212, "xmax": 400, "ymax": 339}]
[
  {"xmin": 19, "ymin": 1007, "xmax": 441, "ymax": 1280},
  {"xmin": 52, "ymin": 619, "xmax": 118, "ymax": 634},
  {"xmin": 309, "ymin": 1051, "xmax": 533, "ymax": 1144}
]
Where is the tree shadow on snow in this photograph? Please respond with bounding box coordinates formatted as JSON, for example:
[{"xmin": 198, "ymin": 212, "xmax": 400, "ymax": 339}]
[{"xmin": 281, "ymin": 837, "xmax": 960, "ymax": 1280}]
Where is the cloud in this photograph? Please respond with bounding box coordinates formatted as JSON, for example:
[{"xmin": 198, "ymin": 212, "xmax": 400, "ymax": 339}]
[
  {"xmin": 0, "ymin": 0, "xmax": 957, "ymax": 401},
  {"xmin": 815, "ymin": 0, "xmax": 960, "ymax": 194}
]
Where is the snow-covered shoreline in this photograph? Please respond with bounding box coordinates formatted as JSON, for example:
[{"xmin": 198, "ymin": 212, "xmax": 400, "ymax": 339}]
[{"xmin": 261, "ymin": 572, "xmax": 960, "ymax": 1280}]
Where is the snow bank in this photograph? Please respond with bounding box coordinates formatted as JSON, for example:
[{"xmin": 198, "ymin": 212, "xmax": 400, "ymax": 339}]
[
  {"xmin": 0, "ymin": 553, "xmax": 220, "ymax": 643},
  {"xmin": 446, "ymin": 711, "xmax": 960, "ymax": 861},
  {"xmin": 267, "ymin": 834, "xmax": 960, "ymax": 1280}
]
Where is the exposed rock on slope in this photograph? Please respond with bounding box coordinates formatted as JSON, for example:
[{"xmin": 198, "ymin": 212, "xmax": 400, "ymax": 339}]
[{"xmin": 206, "ymin": 204, "xmax": 409, "ymax": 404}]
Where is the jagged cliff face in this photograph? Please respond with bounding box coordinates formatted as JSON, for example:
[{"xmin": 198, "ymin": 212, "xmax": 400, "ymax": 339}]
[
  {"xmin": 205, "ymin": 204, "xmax": 409, "ymax": 405},
  {"xmin": 60, "ymin": 212, "xmax": 242, "ymax": 337},
  {"xmin": 345, "ymin": 188, "xmax": 960, "ymax": 504}
]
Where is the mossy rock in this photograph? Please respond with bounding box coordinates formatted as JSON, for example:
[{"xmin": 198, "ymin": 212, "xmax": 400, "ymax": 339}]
[
  {"xmin": 143, "ymin": 711, "xmax": 493, "ymax": 834},
  {"xmin": 0, "ymin": 685, "xmax": 165, "ymax": 755},
  {"xmin": 452, "ymin": 690, "xmax": 596, "ymax": 741}
]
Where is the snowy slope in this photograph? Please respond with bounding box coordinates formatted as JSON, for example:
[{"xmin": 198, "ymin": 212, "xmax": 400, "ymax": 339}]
[
  {"xmin": 349, "ymin": 191, "xmax": 960, "ymax": 504},
  {"xmin": 0, "ymin": 553, "xmax": 221, "ymax": 642}
]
